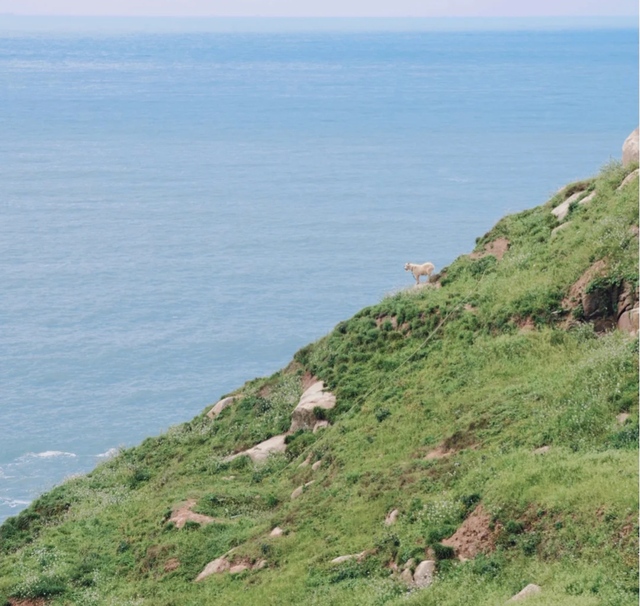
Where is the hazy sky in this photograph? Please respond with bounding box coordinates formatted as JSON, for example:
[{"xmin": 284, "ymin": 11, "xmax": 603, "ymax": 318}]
[{"xmin": 2, "ymin": 0, "xmax": 638, "ymax": 17}]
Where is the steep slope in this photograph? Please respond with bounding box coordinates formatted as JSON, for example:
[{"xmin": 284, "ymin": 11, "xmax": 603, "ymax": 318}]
[{"xmin": 0, "ymin": 159, "xmax": 638, "ymax": 606}]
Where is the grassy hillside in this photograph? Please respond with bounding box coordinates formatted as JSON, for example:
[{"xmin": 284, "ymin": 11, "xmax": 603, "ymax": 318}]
[{"xmin": 1, "ymin": 160, "xmax": 638, "ymax": 606}]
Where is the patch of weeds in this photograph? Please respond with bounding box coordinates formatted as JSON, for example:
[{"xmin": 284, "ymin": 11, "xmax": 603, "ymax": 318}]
[
  {"xmin": 432, "ymin": 543, "xmax": 456, "ymax": 560},
  {"xmin": 374, "ymin": 407, "xmax": 391, "ymax": 423}
]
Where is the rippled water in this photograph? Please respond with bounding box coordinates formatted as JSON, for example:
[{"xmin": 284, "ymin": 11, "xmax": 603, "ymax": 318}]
[{"xmin": 0, "ymin": 27, "xmax": 637, "ymax": 521}]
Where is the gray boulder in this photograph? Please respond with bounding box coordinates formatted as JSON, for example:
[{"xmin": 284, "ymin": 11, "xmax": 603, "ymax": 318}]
[
  {"xmin": 207, "ymin": 396, "xmax": 236, "ymax": 420},
  {"xmin": 413, "ymin": 560, "xmax": 436, "ymax": 588},
  {"xmin": 507, "ymin": 584, "xmax": 541, "ymax": 602},
  {"xmin": 290, "ymin": 381, "xmax": 336, "ymax": 432}
]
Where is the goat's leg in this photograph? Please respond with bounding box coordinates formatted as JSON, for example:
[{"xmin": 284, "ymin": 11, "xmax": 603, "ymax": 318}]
[{"xmin": 415, "ymin": 275, "xmax": 420, "ymax": 285}]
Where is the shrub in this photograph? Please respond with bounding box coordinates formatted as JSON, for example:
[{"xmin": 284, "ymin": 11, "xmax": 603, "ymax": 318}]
[
  {"xmin": 433, "ymin": 543, "xmax": 456, "ymax": 560},
  {"xmin": 128, "ymin": 467, "xmax": 151, "ymax": 489},
  {"xmin": 426, "ymin": 525, "xmax": 456, "ymax": 544},
  {"xmin": 374, "ymin": 407, "xmax": 391, "ymax": 423}
]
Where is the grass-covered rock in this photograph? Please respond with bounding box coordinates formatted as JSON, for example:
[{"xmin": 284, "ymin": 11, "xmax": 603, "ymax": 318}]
[{"xmin": 0, "ymin": 160, "xmax": 638, "ymax": 606}]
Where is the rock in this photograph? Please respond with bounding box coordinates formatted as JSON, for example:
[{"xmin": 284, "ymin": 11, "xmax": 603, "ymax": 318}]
[
  {"xmin": 470, "ymin": 237, "xmax": 510, "ymax": 261},
  {"xmin": 195, "ymin": 556, "xmax": 231, "ymax": 581},
  {"xmin": 385, "ymin": 509, "xmax": 399, "ymax": 526},
  {"xmin": 229, "ymin": 563, "xmax": 250, "ymax": 574},
  {"xmin": 254, "ymin": 559, "xmax": 267, "ymax": 570},
  {"xmin": 552, "ymin": 190, "xmax": 585, "ymax": 221},
  {"xmin": 507, "ymin": 584, "xmax": 542, "ymax": 602},
  {"xmin": 311, "ymin": 460, "xmax": 322, "ymax": 471},
  {"xmin": 618, "ymin": 308, "xmax": 639, "ymax": 336},
  {"xmin": 229, "ymin": 434, "xmax": 287, "ymax": 463},
  {"xmin": 290, "ymin": 381, "xmax": 336, "ymax": 432},
  {"xmin": 618, "ymin": 168, "xmax": 639, "ymax": 190},
  {"xmin": 622, "ymin": 127, "xmax": 639, "ymax": 167},
  {"xmin": 169, "ymin": 499, "xmax": 220, "ymax": 529},
  {"xmin": 207, "ymin": 396, "xmax": 236, "ymax": 420},
  {"xmin": 331, "ymin": 551, "xmax": 365, "ymax": 564},
  {"xmin": 532, "ymin": 446, "xmax": 550, "ymax": 455},
  {"xmin": 578, "ymin": 190, "xmax": 596, "ymax": 206},
  {"xmin": 400, "ymin": 568, "xmax": 414, "ymax": 585},
  {"xmin": 550, "ymin": 222, "xmax": 570, "ymax": 236},
  {"xmin": 313, "ymin": 420, "xmax": 330, "ymax": 433},
  {"xmin": 617, "ymin": 412, "xmax": 630, "ymax": 425},
  {"xmin": 291, "ymin": 480, "xmax": 314, "ymax": 500},
  {"xmin": 413, "ymin": 560, "xmax": 436, "ymax": 588},
  {"xmin": 298, "ymin": 455, "xmax": 312, "ymax": 467},
  {"xmin": 617, "ymin": 281, "xmax": 636, "ymax": 317},
  {"xmin": 270, "ymin": 526, "xmax": 284, "ymax": 537}
]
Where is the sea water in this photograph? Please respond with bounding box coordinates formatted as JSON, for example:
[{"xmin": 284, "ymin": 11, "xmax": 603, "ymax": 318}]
[{"xmin": 0, "ymin": 26, "xmax": 637, "ymax": 521}]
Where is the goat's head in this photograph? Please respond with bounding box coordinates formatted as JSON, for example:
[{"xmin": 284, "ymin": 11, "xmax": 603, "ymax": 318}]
[{"xmin": 404, "ymin": 263, "xmax": 411, "ymax": 271}]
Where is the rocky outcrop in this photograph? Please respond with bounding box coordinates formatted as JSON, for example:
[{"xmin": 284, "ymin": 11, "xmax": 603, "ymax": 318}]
[
  {"xmin": 195, "ymin": 556, "xmax": 231, "ymax": 581},
  {"xmin": 622, "ymin": 127, "xmax": 639, "ymax": 167},
  {"xmin": 291, "ymin": 480, "xmax": 314, "ymax": 500},
  {"xmin": 532, "ymin": 446, "xmax": 550, "ymax": 455},
  {"xmin": 270, "ymin": 526, "xmax": 284, "ymax": 537},
  {"xmin": 169, "ymin": 499, "xmax": 220, "ymax": 529},
  {"xmin": 331, "ymin": 551, "xmax": 367, "ymax": 564},
  {"xmin": 384, "ymin": 509, "xmax": 399, "ymax": 526},
  {"xmin": 195, "ymin": 556, "xmax": 267, "ymax": 581},
  {"xmin": 507, "ymin": 584, "xmax": 542, "ymax": 602},
  {"xmin": 228, "ymin": 434, "xmax": 288, "ymax": 463},
  {"xmin": 470, "ymin": 238, "xmax": 510, "ymax": 261},
  {"xmin": 413, "ymin": 560, "xmax": 436, "ymax": 588},
  {"xmin": 618, "ymin": 307, "xmax": 639, "ymax": 336},
  {"xmin": 312, "ymin": 459, "xmax": 323, "ymax": 471},
  {"xmin": 562, "ymin": 261, "xmax": 638, "ymax": 333},
  {"xmin": 552, "ymin": 190, "xmax": 587, "ymax": 221},
  {"xmin": 290, "ymin": 381, "xmax": 336, "ymax": 432},
  {"xmin": 618, "ymin": 168, "xmax": 639, "ymax": 190},
  {"xmin": 207, "ymin": 396, "xmax": 237, "ymax": 420}
]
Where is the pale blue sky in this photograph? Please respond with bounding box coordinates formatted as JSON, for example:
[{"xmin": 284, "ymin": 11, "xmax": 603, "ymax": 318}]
[{"xmin": 1, "ymin": 0, "xmax": 638, "ymax": 17}]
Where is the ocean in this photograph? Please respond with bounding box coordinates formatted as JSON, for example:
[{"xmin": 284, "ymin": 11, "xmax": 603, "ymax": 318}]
[{"xmin": 0, "ymin": 24, "xmax": 637, "ymax": 521}]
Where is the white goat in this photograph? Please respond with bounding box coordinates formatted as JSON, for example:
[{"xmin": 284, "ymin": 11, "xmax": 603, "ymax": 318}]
[{"xmin": 405, "ymin": 262, "xmax": 435, "ymax": 285}]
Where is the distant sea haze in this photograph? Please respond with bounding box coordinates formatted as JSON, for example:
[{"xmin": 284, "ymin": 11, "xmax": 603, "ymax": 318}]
[{"xmin": 0, "ymin": 26, "xmax": 638, "ymax": 521}]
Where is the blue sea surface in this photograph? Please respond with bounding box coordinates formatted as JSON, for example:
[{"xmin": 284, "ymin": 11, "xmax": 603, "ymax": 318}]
[{"xmin": 0, "ymin": 27, "xmax": 638, "ymax": 521}]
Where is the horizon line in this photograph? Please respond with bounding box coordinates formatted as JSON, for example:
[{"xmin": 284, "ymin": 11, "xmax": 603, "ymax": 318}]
[{"xmin": 1, "ymin": 15, "xmax": 638, "ymax": 33}]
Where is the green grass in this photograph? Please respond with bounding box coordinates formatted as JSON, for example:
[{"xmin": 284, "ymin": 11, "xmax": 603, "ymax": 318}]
[{"xmin": 0, "ymin": 161, "xmax": 638, "ymax": 606}]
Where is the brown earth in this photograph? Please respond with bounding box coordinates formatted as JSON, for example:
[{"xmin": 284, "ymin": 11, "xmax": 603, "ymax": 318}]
[
  {"xmin": 8, "ymin": 600, "xmax": 48, "ymax": 606},
  {"xmin": 470, "ymin": 238, "xmax": 510, "ymax": 261},
  {"xmin": 164, "ymin": 558, "xmax": 180, "ymax": 572},
  {"xmin": 424, "ymin": 445, "xmax": 453, "ymax": 460},
  {"xmin": 442, "ymin": 505, "xmax": 495, "ymax": 560},
  {"xmin": 376, "ymin": 315, "xmax": 398, "ymax": 329}
]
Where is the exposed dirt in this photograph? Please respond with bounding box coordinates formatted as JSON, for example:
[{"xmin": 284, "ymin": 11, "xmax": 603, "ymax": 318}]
[
  {"xmin": 442, "ymin": 504, "xmax": 495, "ymax": 560},
  {"xmin": 470, "ymin": 237, "xmax": 510, "ymax": 261},
  {"xmin": 515, "ymin": 316, "xmax": 535, "ymax": 332},
  {"xmin": 169, "ymin": 499, "xmax": 222, "ymax": 529},
  {"xmin": 376, "ymin": 315, "xmax": 398, "ymax": 329},
  {"xmin": 164, "ymin": 558, "xmax": 180, "ymax": 572},
  {"xmin": 7, "ymin": 600, "xmax": 48, "ymax": 606},
  {"xmin": 424, "ymin": 445, "xmax": 454, "ymax": 460}
]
